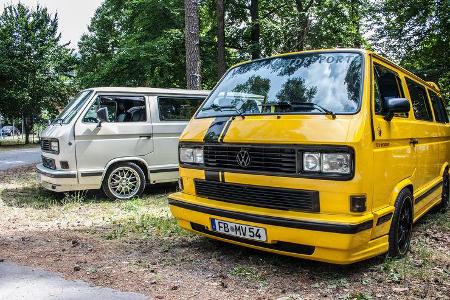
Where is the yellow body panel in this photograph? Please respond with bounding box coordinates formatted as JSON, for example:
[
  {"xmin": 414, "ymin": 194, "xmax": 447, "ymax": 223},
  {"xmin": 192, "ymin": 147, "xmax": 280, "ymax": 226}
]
[{"xmin": 170, "ymin": 49, "xmax": 450, "ymax": 264}]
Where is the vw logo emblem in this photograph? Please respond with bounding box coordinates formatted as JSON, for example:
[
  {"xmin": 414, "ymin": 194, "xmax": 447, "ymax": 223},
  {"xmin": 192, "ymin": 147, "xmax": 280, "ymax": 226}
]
[{"xmin": 236, "ymin": 149, "xmax": 251, "ymax": 168}]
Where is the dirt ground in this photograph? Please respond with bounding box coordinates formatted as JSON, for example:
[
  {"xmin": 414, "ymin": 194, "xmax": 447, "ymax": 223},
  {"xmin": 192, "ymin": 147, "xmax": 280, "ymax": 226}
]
[{"xmin": 0, "ymin": 166, "xmax": 449, "ymax": 300}]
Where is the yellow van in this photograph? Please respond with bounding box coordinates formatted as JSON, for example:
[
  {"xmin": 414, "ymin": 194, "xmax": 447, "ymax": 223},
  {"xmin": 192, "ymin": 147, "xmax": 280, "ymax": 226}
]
[{"xmin": 169, "ymin": 49, "xmax": 450, "ymax": 264}]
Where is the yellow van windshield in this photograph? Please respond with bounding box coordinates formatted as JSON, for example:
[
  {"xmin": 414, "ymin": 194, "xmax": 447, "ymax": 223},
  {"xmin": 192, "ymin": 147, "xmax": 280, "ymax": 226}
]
[{"xmin": 197, "ymin": 52, "xmax": 363, "ymax": 118}]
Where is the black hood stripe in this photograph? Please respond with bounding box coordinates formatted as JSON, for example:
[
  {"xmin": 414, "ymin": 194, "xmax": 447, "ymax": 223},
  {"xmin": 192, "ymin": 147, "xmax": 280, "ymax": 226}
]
[
  {"xmin": 203, "ymin": 117, "xmax": 232, "ymax": 143},
  {"xmin": 219, "ymin": 117, "xmax": 233, "ymax": 142}
]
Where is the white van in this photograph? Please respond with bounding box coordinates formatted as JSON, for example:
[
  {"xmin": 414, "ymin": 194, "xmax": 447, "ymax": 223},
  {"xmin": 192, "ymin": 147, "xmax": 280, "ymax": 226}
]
[{"xmin": 36, "ymin": 87, "xmax": 210, "ymax": 200}]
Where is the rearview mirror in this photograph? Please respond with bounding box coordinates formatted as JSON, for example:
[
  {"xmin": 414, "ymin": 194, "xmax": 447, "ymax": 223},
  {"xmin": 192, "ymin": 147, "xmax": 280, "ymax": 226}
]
[
  {"xmin": 384, "ymin": 98, "xmax": 410, "ymax": 121},
  {"xmin": 96, "ymin": 107, "xmax": 108, "ymax": 126}
]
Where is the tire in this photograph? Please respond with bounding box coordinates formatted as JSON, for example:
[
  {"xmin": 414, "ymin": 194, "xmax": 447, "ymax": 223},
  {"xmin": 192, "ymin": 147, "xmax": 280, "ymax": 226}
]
[
  {"xmin": 102, "ymin": 162, "xmax": 146, "ymax": 200},
  {"xmin": 435, "ymin": 170, "xmax": 449, "ymax": 213},
  {"xmin": 388, "ymin": 188, "xmax": 413, "ymax": 257}
]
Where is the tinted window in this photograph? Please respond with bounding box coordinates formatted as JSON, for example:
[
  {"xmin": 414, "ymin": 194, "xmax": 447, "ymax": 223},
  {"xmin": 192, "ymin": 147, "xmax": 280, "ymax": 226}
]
[
  {"xmin": 406, "ymin": 79, "xmax": 433, "ymax": 121},
  {"xmin": 374, "ymin": 64, "xmax": 405, "ymax": 116},
  {"xmin": 158, "ymin": 97, "xmax": 204, "ymax": 121},
  {"xmin": 83, "ymin": 95, "xmax": 146, "ymax": 123},
  {"xmin": 429, "ymin": 91, "xmax": 449, "ymax": 123},
  {"xmin": 196, "ymin": 52, "xmax": 363, "ymax": 118}
]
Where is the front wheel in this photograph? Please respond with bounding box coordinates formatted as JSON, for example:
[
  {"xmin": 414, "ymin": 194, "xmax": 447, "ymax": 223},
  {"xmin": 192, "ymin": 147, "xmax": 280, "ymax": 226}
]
[
  {"xmin": 388, "ymin": 188, "xmax": 413, "ymax": 257},
  {"xmin": 102, "ymin": 162, "xmax": 146, "ymax": 200},
  {"xmin": 435, "ymin": 170, "xmax": 449, "ymax": 212}
]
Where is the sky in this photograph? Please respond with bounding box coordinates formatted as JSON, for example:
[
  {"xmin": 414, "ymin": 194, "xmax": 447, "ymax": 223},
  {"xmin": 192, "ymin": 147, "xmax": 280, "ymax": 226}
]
[{"xmin": 0, "ymin": 0, "xmax": 104, "ymax": 50}]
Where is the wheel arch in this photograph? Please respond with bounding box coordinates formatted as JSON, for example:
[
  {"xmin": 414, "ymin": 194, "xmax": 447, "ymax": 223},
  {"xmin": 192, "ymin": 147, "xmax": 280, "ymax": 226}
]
[
  {"xmin": 102, "ymin": 157, "xmax": 150, "ymax": 183},
  {"xmin": 389, "ymin": 177, "xmax": 414, "ymax": 208}
]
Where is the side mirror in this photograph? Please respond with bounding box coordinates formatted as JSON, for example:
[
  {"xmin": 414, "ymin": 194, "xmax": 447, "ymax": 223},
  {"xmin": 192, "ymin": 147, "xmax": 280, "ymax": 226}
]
[
  {"xmin": 384, "ymin": 98, "xmax": 410, "ymax": 121},
  {"xmin": 96, "ymin": 107, "xmax": 108, "ymax": 127}
]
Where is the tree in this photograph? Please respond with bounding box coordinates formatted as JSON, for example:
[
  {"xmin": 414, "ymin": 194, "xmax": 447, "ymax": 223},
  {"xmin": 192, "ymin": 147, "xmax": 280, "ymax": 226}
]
[
  {"xmin": 78, "ymin": 0, "xmax": 187, "ymax": 89},
  {"xmin": 184, "ymin": 0, "xmax": 202, "ymax": 89},
  {"xmin": 216, "ymin": 0, "xmax": 226, "ymax": 78},
  {"xmin": 0, "ymin": 4, "xmax": 76, "ymax": 143},
  {"xmin": 368, "ymin": 0, "xmax": 450, "ymax": 99}
]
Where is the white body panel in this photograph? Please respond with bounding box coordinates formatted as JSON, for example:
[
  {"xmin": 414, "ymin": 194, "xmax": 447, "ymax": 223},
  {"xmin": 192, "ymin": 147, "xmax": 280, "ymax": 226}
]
[{"xmin": 37, "ymin": 87, "xmax": 210, "ymax": 193}]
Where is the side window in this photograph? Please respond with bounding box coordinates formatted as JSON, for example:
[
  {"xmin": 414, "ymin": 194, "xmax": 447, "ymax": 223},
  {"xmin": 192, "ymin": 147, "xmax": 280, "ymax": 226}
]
[
  {"xmin": 158, "ymin": 97, "xmax": 205, "ymax": 121},
  {"xmin": 429, "ymin": 90, "xmax": 449, "ymax": 123},
  {"xmin": 83, "ymin": 95, "xmax": 146, "ymax": 123},
  {"xmin": 406, "ymin": 79, "xmax": 433, "ymax": 121},
  {"xmin": 373, "ymin": 64, "xmax": 406, "ymax": 116}
]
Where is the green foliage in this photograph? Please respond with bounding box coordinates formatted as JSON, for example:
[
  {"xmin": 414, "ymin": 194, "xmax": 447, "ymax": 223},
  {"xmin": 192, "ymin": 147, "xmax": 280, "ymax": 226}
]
[
  {"xmin": 368, "ymin": 0, "xmax": 450, "ymax": 99},
  {"xmin": 0, "ymin": 4, "xmax": 77, "ymax": 127}
]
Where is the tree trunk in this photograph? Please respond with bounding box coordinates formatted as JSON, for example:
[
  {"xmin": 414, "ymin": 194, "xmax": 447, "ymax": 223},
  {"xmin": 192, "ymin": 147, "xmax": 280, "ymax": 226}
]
[
  {"xmin": 184, "ymin": 0, "xmax": 202, "ymax": 90},
  {"xmin": 23, "ymin": 116, "xmax": 33, "ymax": 144},
  {"xmin": 216, "ymin": 0, "xmax": 226, "ymax": 78},
  {"xmin": 249, "ymin": 0, "xmax": 261, "ymax": 59},
  {"xmin": 295, "ymin": 0, "xmax": 311, "ymax": 52}
]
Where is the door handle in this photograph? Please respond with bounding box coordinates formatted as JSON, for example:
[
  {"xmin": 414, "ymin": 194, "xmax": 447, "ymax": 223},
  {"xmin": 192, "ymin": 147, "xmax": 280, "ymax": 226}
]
[
  {"xmin": 139, "ymin": 134, "xmax": 152, "ymax": 139},
  {"xmin": 410, "ymin": 138, "xmax": 418, "ymax": 146}
]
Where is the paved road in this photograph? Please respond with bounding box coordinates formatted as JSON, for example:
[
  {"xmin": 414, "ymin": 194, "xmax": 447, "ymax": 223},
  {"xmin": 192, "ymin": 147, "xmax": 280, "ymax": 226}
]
[
  {"xmin": 0, "ymin": 147, "xmax": 41, "ymax": 171},
  {"xmin": 0, "ymin": 261, "xmax": 149, "ymax": 300}
]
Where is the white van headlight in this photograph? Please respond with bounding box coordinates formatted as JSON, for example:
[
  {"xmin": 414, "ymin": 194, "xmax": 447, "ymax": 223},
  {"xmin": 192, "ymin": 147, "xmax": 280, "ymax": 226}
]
[
  {"xmin": 50, "ymin": 140, "xmax": 59, "ymax": 153},
  {"xmin": 303, "ymin": 152, "xmax": 351, "ymax": 174},
  {"xmin": 180, "ymin": 147, "xmax": 204, "ymax": 164}
]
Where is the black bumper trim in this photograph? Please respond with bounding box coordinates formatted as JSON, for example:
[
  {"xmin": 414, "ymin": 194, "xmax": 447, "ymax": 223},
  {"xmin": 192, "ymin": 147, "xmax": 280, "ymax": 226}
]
[
  {"xmin": 190, "ymin": 222, "xmax": 315, "ymax": 255},
  {"xmin": 80, "ymin": 171, "xmax": 103, "ymax": 177},
  {"xmin": 150, "ymin": 167, "xmax": 179, "ymax": 173},
  {"xmin": 169, "ymin": 199, "xmax": 373, "ymax": 234},
  {"xmin": 414, "ymin": 181, "xmax": 443, "ymax": 204}
]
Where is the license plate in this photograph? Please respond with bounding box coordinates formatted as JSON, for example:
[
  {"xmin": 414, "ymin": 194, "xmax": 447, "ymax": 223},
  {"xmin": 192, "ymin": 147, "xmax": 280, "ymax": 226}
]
[{"xmin": 210, "ymin": 218, "xmax": 267, "ymax": 242}]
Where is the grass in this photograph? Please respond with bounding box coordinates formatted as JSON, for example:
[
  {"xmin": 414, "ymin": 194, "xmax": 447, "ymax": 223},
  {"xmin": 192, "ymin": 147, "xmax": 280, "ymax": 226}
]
[{"xmin": 1, "ymin": 167, "xmax": 449, "ymax": 299}]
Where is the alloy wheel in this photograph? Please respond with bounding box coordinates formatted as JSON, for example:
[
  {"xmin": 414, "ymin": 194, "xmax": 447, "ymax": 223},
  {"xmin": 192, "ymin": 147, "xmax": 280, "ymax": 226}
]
[
  {"xmin": 397, "ymin": 197, "xmax": 412, "ymax": 255},
  {"xmin": 108, "ymin": 166, "xmax": 141, "ymax": 199}
]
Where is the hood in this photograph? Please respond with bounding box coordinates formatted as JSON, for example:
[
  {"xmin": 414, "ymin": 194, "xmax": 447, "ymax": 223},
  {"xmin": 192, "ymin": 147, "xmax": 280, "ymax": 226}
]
[
  {"xmin": 180, "ymin": 114, "xmax": 362, "ymax": 145},
  {"xmin": 42, "ymin": 123, "xmax": 72, "ymax": 139}
]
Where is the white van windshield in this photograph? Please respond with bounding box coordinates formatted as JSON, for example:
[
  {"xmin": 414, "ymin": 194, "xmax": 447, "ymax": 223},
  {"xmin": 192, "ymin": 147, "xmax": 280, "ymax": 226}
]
[
  {"xmin": 53, "ymin": 90, "xmax": 93, "ymax": 124},
  {"xmin": 196, "ymin": 52, "xmax": 363, "ymax": 118}
]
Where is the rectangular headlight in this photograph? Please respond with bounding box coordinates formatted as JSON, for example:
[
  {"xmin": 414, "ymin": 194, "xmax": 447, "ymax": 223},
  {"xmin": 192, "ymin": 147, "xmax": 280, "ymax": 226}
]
[
  {"xmin": 321, "ymin": 153, "xmax": 351, "ymax": 174},
  {"xmin": 50, "ymin": 140, "xmax": 59, "ymax": 153},
  {"xmin": 180, "ymin": 147, "xmax": 203, "ymax": 164}
]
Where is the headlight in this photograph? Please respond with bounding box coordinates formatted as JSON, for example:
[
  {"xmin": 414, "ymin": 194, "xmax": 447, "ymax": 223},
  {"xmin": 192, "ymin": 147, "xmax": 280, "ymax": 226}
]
[
  {"xmin": 321, "ymin": 153, "xmax": 351, "ymax": 174},
  {"xmin": 180, "ymin": 147, "xmax": 203, "ymax": 164},
  {"xmin": 50, "ymin": 140, "xmax": 59, "ymax": 153},
  {"xmin": 303, "ymin": 152, "xmax": 351, "ymax": 174},
  {"xmin": 303, "ymin": 153, "xmax": 320, "ymax": 172}
]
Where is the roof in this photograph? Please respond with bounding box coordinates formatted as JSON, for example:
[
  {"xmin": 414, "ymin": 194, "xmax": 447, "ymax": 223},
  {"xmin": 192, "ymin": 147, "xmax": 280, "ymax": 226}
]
[{"xmin": 86, "ymin": 87, "xmax": 211, "ymax": 96}]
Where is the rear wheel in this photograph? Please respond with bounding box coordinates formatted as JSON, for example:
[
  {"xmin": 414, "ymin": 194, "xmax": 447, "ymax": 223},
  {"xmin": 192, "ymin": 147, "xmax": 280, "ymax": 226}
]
[
  {"xmin": 102, "ymin": 162, "xmax": 146, "ymax": 200},
  {"xmin": 388, "ymin": 188, "xmax": 413, "ymax": 257},
  {"xmin": 435, "ymin": 170, "xmax": 449, "ymax": 212}
]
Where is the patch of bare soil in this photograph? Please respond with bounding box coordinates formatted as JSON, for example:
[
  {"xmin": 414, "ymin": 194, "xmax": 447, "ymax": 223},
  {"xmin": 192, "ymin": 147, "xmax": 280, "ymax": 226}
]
[{"xmin": 0, "ymin": 167, "xmax": 449, "ymax": 300}]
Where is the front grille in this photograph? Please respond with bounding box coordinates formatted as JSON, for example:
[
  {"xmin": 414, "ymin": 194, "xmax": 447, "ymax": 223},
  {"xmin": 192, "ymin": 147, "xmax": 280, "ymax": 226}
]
[
  {"xmin": 42, "ymin": 156, "xmax": 56, "ymax": 170},
  {"xmin": 195, "ymin": 179, "xmax": 319, "ymax": 212},
  {"xmin": 204, "ymin": 145, "xmax": 297, "ymax": 174},
  {"xmin": 41, "ymin": 139, "xmax": 51, "ymax": 152}
]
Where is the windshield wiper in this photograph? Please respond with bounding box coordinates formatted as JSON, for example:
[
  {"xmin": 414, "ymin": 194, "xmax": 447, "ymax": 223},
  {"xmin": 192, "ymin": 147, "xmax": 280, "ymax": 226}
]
[
  {"xmin": 52, "ymin": 118, "xmax": 64, "ymax": 125},
  {"xmin": 262, "ymin": 101, "xmax": 336, "ymax": 119},
  {"xmin": 292, "ymin": 102, "xmax": 336, "ymax": 119},
  {"xmin": 201, "ymin": 103, "xmax": 235, "ymax": 112},
  {"xmin": 201, "ymin": 103, "xmax": 245, "ymax": 117}
]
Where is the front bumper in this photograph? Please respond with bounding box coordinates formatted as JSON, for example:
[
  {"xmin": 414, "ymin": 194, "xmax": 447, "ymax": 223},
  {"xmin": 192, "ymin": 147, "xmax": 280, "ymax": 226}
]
[
  {"xmin": 36, "ymin": 163, "xmax": 78, "ymax": 192},
  {"xmin": 169, "ymin": 192, "xmax": 389, "ymax": 264}
]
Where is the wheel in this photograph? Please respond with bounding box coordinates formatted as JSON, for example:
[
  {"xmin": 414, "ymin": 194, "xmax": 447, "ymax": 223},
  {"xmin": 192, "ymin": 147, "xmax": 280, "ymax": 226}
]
[
  {"xmin": 388, "ymin": 188, "xmax": 413, "ymax": 257},
  {"xmin": 435, "ymin": 170, "xmax": 449, "ymax": 212},
  {"xmin": 102, "ymin": 162, "xmax": 146, "ymax": 200}
]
